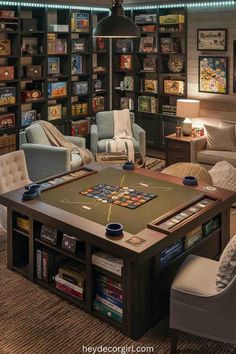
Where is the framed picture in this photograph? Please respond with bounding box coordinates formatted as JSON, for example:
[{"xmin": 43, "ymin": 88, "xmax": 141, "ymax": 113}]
[
  {"xmin": 199, "ymin": 56, "xmax": 228, "ymax": 94},
  {"xmin": 234, "ymin": 41, "xmax": 236, "ymax": 93},
  {"xmin": 197, "ymin": 29, "xmax": 227, "ymax": 51}
]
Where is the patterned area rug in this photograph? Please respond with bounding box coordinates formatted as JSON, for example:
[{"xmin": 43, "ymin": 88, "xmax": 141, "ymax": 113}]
[
  {"xmin": 0, "ymin": 252, "xmax": 235, "ymax": 354},
  {"xmin": 145, "ymin": 157, "xmax": 165, "ymax": 171}
]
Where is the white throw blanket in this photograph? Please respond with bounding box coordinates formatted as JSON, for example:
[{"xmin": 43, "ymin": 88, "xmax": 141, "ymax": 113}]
[{"xmin": 106, "ymin": 109, "xmax": 135, "ymax": 162}]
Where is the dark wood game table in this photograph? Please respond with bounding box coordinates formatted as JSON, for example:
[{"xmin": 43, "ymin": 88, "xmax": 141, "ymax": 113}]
[{"xmin": 1, "ymin": 163, "xmax": 235, "ymax": 339}]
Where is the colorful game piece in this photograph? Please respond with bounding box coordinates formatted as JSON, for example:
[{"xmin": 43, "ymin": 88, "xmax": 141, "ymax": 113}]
[{"xmin": 79, "ymin": 184, "xmax": 157, "ymax": 210}]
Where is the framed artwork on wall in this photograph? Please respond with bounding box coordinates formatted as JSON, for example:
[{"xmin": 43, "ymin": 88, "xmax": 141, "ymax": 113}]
[
  {"xmin": 197, "ymin": 29, "xmax": 227, "ymax": 51},
  {"xmin": 199, "ymin": 56, "xmax": 228, "ymax": 94},
  {"xmin": 234, "ymin": 41, "xmax": 236, "ymax": 93}
]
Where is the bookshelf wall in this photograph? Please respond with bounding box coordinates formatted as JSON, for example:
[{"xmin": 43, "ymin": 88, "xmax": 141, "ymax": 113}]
[
  {"xmin": 112, "ymin": 8, "xmax": 187, "ymax": 149},
  {"xmin": 0, "ymin": 4, "xmax": 109, "ymax": 153}
]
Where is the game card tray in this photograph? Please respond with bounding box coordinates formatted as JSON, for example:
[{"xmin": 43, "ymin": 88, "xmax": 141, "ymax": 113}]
[
  {"xmin": 38, "ymin": 168, "xmax": 97, "ymax": 192},
  {"xmin": 148, "ymin": 196, "xmax": 221, "ymax": 235}
]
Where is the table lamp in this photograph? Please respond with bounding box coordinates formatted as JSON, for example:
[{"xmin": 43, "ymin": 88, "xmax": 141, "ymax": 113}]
[{"xmin": 176, "ymin": 99, "xmax": 200, "ymax": 136}]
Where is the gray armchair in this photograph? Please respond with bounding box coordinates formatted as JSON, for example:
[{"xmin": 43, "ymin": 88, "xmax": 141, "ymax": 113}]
[
  {"xmin": 170, "ymin": 253, "xmax": 236, "ymax": 353},
  {"xmin": 90, "ymin": 111, "xmax": 146, "ymax": 159},
  {"xmin": 20, "ymin": 123, "xmax": 86, "ymax": 181}
]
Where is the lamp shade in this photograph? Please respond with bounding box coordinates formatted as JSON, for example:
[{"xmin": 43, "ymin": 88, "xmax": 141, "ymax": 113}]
[
  {"xmin": 93, "ymin": 0, "xmax": 140, "ymax": 38},
  {"xmin": 176, "ymin": 99, "xmax": 200, "ymax": 118}
]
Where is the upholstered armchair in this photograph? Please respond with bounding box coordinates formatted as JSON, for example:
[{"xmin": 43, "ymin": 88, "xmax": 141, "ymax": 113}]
[
  {"xmin": 90, "ymin": 111, "xmax": 146, "ymax": 159},
  {"xmin": 0, "ymin": 150, "xmax": 31, "ymax": 248},
  {"xmin": 170, "ymin": 250, "xmax": 236, "ymax": 353},
  {"xmin": 20, "ymin": 123, "xmax": 86, "ymax": 181}
]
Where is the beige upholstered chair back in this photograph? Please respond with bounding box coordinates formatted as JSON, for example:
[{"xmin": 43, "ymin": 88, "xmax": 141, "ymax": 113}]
[
  {"xmin": 0, "ymin": 150, "xmax": 31, "ymax": 195},
  {"xmin": 162, "ymin": 162, "xmax": 213, "ymax": 185},
  {"xmin": 0, "ymin": 150, "xmax": 31, "ymax": 232}
]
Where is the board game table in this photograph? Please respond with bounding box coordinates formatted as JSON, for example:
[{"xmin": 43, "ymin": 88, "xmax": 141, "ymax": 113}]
[{"xmin": 1, "ymin": 163, "xmax": 235, "ymax": 339}]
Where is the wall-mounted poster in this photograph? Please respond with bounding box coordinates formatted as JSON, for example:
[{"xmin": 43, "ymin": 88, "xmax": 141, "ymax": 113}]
[
  {"xmin": 199, "ymin": 56, "xmax": 228, "ymax": 94},
  {"xmin": 234, "ymin": 41, "xmax": 236, "ymax": 93},
  {"xmin": 197, "ymin": 29, "xmax": 227, "ymax": 51}
]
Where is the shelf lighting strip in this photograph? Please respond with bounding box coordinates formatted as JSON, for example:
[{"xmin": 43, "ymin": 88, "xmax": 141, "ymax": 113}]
[
  {"xmin": 125, "ymin": 1, "xmax": 235, "ymax": 10},
  {"xmin": 0, "ymin": 0, "xmax": 234, "ymax": 11},
  {"xmin": 0, "ymin": 1, "xmax": 109, "ymax": 11}
]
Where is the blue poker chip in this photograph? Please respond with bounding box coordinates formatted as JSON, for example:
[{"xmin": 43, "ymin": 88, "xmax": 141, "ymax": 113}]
[{"xmin": 183, "ymin": 176, "xmax": 198, "ymax": 186}]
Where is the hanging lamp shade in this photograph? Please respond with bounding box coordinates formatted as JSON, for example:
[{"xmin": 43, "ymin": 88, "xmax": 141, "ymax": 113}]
[{"xmin": 93, "ymin": 0, "xmax": 140, "ymax": 38}]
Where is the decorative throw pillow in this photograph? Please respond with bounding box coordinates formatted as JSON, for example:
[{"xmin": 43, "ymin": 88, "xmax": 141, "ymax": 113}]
[
  {"xmin": 205, "ymin": 124, "xmax": 236, "ymax": 152},
  {"xmin": 216, "ymin": 235, "xmax": 236, "ymax": 292}
]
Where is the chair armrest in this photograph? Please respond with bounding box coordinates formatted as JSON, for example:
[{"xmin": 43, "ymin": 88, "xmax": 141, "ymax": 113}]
[
  {"xmin": 191, "ymin": 136, "xmax": 207, "ymax": 163},
  {"xmin": 21, "ymin": 144, "xmax": 71, "ymax": 182},
  {"xmin": 132, "ymin": 123, "xmax": 146, "ymax": 158},
  {"xmin": 65, "ymin": 136, "xmax": 86, "ymax": 148},
  {"xmin": 90, "ymin": 124, "xmax": 98, "ymax": 155}
]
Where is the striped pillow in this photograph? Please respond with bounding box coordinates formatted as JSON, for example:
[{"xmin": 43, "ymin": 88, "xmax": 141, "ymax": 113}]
[
  {"xmin": 205, "ymin": 124, "xmax": 236, "ymax": 152},
  {"xmin": 216, "ymin": 235, "xmax": 236, "ymax": 292}
]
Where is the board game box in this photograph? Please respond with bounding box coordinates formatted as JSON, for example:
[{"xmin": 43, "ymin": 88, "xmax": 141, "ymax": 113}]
[
  {"xmin": 48, "ymin": 104, "xmax": 62, "ymax": 121},
  {"xmin": 0, "ymin": 40, "xmax": 11, "ymax": 55},
  {"xmin": 71, "ymin": 12, "xmax": 90, "ymax": 32},
  {"xmin": 0, "ymin": 66, "xmax": 14, "ymax": 81},
  {"xmin": 48, "ymin": 57, "xmax": 60, "ymax": 75},
  {"xmin": 115, "ymin": 39, "xmax": 133, "ymax": 53},
  {"xmin": 48, "ymin": 82, "xmax": 67, "ymax": 98},
  {"xmin": 119, "ymin": 55, "xmax": 132, "ymax": 71},
  {"xmin": 0, "ymin": 86, "xmax": 16, "ymax": 105},
  {"xmin": 71, "ymin": 55, "xmax": 83, "ymax": 74},
  {"xmin": 72, "ymin": 81, "xmax": 88, "ymax": 95},
  {"xmin": 72, "ymin": 39, "xmax": 85, "ymax": 53},
  {"xmin": 164, "ymin": 80, "xmax": 185, "ymax": 96},
  {"xmin": 21, "ymin": 110, "xmax": 37, "ymax": 126},
  {"xmin": 0, "ymin": 113, "xmax": 15, "ymax": 128}
]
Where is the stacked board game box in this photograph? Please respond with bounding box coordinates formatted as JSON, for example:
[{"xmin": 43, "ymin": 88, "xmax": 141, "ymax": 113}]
[
  {"xmin": 120, "ymin": 97, "xmax": 134, "ymax": 110},
  {"xmin": 55, "ymin": 263, "xmax": 86, "ymax": 301},
  {"xmin": 92, "ymin": 251, "xmax": 124, "ymax": 276},
  {"xmin": 160, "ymin": 240, "xmax": 183, "ymax": 267},
  {"xmin": 93, "ymin": 274, "xmax": 123, "ymax": 324},
  {"xmin": 36, "ymin": 248, "xmax": 65, "ymax": 283},
  {"xmin": 138, "ymin": 96, "xmax": 158, "ymax": 113},
  {"xmin": 92, "ymin": 96, "xmax": 105, "ymax": 113}
]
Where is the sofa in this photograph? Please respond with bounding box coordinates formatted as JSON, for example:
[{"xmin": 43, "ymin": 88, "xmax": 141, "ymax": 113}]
[{"xmin": 191, "ymin": 121, "xmax": 236, "ymax": 169}]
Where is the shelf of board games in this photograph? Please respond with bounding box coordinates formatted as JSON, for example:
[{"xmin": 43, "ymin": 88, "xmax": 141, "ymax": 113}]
[
  {"xmin": 111, "ymin": 7, "xmax": 187, "ymax": 149},
  {"xmin": 0, "ymin": 5, "xmax": 110, "ymax": 154}
]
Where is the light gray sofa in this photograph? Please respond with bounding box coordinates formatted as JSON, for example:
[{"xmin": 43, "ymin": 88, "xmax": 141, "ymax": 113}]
[
  {"xmin": 191, "ymin": 136, "xmax": 236, "ymax": 169},
  {"xmin": 20, "ymin": 123, "xmax": 86, "ymax": 181},
  {"xmin": 90, "ymin": 111, "xmax": 146, "ymax": 158}
]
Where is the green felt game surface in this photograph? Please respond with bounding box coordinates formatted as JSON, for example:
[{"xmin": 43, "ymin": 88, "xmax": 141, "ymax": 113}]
[{"xmin": 39, "ymin": 168, "xmax": 203, "ymax": 235}]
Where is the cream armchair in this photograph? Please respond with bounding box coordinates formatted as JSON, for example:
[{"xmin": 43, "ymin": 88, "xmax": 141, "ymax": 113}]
[
  {"xmin": 170, "ymin": 254, "xmax": 236, "ymax": 353},
  {"xmin": 0, "ymin": 151, "xmax": 31, "ymax": 247}
]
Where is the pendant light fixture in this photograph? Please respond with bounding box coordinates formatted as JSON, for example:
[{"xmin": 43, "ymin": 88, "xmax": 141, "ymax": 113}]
[{"xmin": 93, "ymin": 0, "xmax": 140, "ymax": 38}]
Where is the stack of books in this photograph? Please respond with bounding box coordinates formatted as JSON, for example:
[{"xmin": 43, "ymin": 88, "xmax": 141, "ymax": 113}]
[
  {"xmin": 93, "ymin": 273, "xmax": 123, "ymax": 324},
  {"xmin": 55, "ymin": 263, "xmax": 86, "ymax": 301},
  {"xmin": 92, "ymin": 251, "xmax": 124, "ymax": 276}
]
